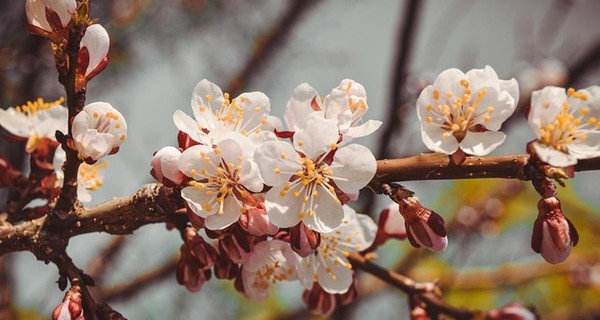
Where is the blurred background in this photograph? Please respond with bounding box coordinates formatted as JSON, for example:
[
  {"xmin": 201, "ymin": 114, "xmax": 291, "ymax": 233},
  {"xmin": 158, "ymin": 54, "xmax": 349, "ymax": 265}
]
[{"xmin": 1, "ymin": 0, "xmax": 600, "ymax": 319}]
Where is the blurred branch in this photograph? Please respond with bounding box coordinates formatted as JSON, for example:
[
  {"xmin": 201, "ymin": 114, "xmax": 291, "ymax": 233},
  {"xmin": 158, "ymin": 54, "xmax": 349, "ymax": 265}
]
[
  {"xmin": 86, "ymin": 235, "xmax": 127, "ymax": 283},
  {"xmin": 102, "ymin": 256, "xmax": 178, "ymax": 302},
  {"xmin": 225, "ymin": 0, "xmax": 323, "ymax": 96},
  {"xmin": 0, "ymin": 257, "xmax": 15, "ymax": 320}
]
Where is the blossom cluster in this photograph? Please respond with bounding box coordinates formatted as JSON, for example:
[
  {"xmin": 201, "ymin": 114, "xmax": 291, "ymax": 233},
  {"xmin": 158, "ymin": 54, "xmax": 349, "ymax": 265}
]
[{"xmin": 152, "ymin": 79, "xmax": 382, "ymax": 311}]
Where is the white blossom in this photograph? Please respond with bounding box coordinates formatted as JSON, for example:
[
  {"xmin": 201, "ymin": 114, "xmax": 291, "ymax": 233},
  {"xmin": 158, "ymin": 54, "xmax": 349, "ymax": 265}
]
[
  {"xmin": 241, "ymin": 240, "xmax": 299, "ymax": 301},
  {"xmin": 80, "ymin": 24, "xmax": 110, "ymax": 80},
  {"xmin": 173, "ymin": 79, "xmax": 275, "ymax": 146},
  {"xmin": 0, "ymin": 97, "xmax": 67, "ymax": 153},
  {"xmin": 528, "ymin": 86, "xmax": 600, "ymax": 167},
  {"xmin": 178, "ymin": 134, "xmax": 263, "ymax": 230},
  {"xmin": 255, "ymin": 112, "xmax": 377, "ymax": 233},
  {"xmin": 416, "ymin": 66, "xmax": 519, "ymax": 156},
  {"xmin": 71, "ymin": 102, "xmax": 127, "ymax": 162},
  {"xmin": 297, "ymin": 206, "xmax": 377, "ymax": 294},
  {"xmin": 283, "ymin": 80, "xmax": 381, "ymax": 141}
]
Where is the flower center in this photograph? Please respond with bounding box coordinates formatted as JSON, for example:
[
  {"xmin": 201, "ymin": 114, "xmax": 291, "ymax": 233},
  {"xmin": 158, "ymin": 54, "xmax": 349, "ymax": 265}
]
[
  {"xmin": 538, "ymin": 89, "xmax": 598, "ymax": 152},
  {"xmin": 92, "ymin": 110, "xmax": 126, "ymax": 141},
  {"xmin": 15, "ymin": 97, "xmax": 64, "ymax": 116},
  {"xmin": 251, "ymin": 260, "xmax": 293, "ymax": 289},
  {"xmin": 424, "ymin": 79, "xmax": 495, "ymax": 141},
  {"xmin": 203, "ymin": 93, "xmax": 268, "ymax": 135},
  {"xmin": 78, "ymin": 161, "xmax": 108, "ymax": 191},
  {"xmin": 189, "ymin": 148, "xmax": 246, "ymax": 214}
]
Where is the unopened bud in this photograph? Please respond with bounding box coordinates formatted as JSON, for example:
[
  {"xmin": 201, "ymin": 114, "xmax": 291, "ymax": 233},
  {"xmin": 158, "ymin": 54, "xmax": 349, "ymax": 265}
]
[
  {"xmin": 183, "ymin": 228, "xmax": 217, "ymax": 269},
  {"xmin": 214, "ymin": 255, "xmax": 240, "ymax": 280},
  {"xmin": 238, "ymin": 204, "xmax": 279, "ymax": 236},
  {"xmin": 176, "ymin": 247, "xmax": 212, "ymax": 292},
  {"xmin": 290, "ymin": 222, "xmax": 321, "ymax": 257},
  {"xmin": 399, "ymin": 198, "xmax": 448, "ymax": 252},
  {"xmin": 218, "ymin": 225, "xmax": 253, "ymax": 263},
  {"xmin": 150, "ymin": 146, "xmax": 186, "ymax": 186},
  {"xmin": 410, "ymin": 306, "xmax": 428, "ymax": 320},
  {"xmin": 52, "ymin": 286, "xmax": 84, "ymax": 320},
  {"xmin": 302, "ymin": 284, "xmax": 337, "ymax": 317},
  {"xmin": 531, "ymin": 197, "xmax": 579, "ymax": 264},
  {"xmin": 486, "ymin": 303, "xmax": 538, "ymax": 320}
]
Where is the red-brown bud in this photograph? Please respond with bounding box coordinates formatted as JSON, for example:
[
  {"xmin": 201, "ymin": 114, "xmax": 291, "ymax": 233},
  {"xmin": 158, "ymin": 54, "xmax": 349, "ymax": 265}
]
[
  {"xmin": 289, "ymin": 222, "xmax": 321, "ymax": 257},
  {"xmin": 183, "ymin": 228, "xmax": 217, "ymax": 269},
  {"xmin": 176, "ymin": 247, "xmax": 212, "ymax": 292},
  {"xmin": 218, "ymin": 226, "xmax": 253, "ymax": 263},
  {"xmin": 52, "ymin": 286, "xmax": 84, "ymax": 320},
  {"xmin": 214, "ymin": 255, "xmax": 240, "ymax": 280},
  {"xmin": 302, "ymin": 284, "xmax": 338, "ymax": 317},
  {"xmin": 399, "ymin": 198, "xmax": 448, "ymax": 252},
  {"xmin": 531, "ymin": 197, "xmax": 578, "ymax": 264},
  {"xmin": 372, "ymin": 203, "xmax": 407, "ymax": 248}
]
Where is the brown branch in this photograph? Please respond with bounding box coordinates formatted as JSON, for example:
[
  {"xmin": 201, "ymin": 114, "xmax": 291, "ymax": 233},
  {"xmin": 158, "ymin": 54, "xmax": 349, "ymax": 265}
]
[
  {"xmin": 86, "ymin": 235, "xmax": 127, "ymax": 282},
  {"xmin": 225, "ymin": 0, "xmax": 323, "ymax": 96},
  {"xmin": 347, "ymin": 252, "xmax": 480, "ymax": 319},
  {"xmin": 102, "ymin": 256, "xmax": 177, "ymax": 302}
]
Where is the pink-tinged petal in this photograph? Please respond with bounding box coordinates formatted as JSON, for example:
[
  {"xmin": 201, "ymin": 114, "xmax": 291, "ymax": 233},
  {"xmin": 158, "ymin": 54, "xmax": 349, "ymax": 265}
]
[
  {"xmin": 297, "ymin": 256, "xmax": 317, "ymax": 289},
  {"xmin": 382, "ymin": 204, "xmax": 406, "ymax": 237},
  {"xmin": 284, "ymin": 83, "xmax": 320, "ymax": 131},
  {"xmin": 46, "ymin": 0, "xmax": 77, "ymax": 26},
  {"xmin": 190, "ymin": 79, "xmax": 222, "ymax": 130},
  {"xmin": 80, "ymin": 24, "xmax": 109, "ymax": 77},
  {"xmin": 0, "ymin": 109, "xmax": 32, "ymax": 138},
  {"xmin": 26, "ymin": 0, "xmax": 52, "ymax": 31},
  {"xmin": 293, "ymin": 112, "xmax": 338, "ymax": 160},
  {"xmin": 173, "ymin": 110, "xmax": 207, "ymax": 143},
  {"xmin": 316, "ymin": 257, "xmax": 353, "ymax": 294},
  {"xmin": 420, "ymin": 122, "xmax": 459, "ymax": 154},
  {"xmin": 158, "ymin": 147, "xmax": 185, "ymax": 184},
  {"xmin": 255, "ymin": 141, "xmax": 301, "ymax": 186},
  {"xmin": 349, "ymin": 212, "xmax": 378, "ymax": 249},
  {"xmin": 181, "ymin": 186, "xmax": 212, "ymax": 218},
  {"xmin": 302, "ymin": 184, "xmax": 344, "ymax": 233},
  {"xmin": 265, "ymin": 187, "xmax": 303, "ymax": 228},
  {"xmin": 204, "ymin": 196, "xmax": 242, "ymax": 230},
  {"xmin": 344, "ymin": 120, "xmax": 382, "ymax": 139},
  {"xmin": 540, "ymin": 222, "xmax": 571, "ymax": 264},
  {"xmin": 459, "ymin": 130, "xmax": 506, "ymax": 156},
  {"xmin": 329, "ymin": 144, "xmax": 376, "ymax": 193},
  {"xmin": 532, "ymin": 142, "xmax": 577, "ymax": 167},
  {"xmin": 238, "ymin": 161, "xmax": 263, "ymax": 193},
  {"xmin": 216, "ymin": 138, "xmax": 243, "ymax": 166}
]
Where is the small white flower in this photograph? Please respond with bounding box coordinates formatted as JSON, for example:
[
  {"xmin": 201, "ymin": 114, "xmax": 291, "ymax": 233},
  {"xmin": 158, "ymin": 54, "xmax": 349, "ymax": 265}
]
[
  {"xmin": 416, "ymin": 66, "xmax": 519, "ymax": 156},
  {"xmin": 297, "ymin": 206, "xmax": 377, "ymax": 294},
  {"xmin": 283, "ymin": 80, "xmax": 381, "ymax": 140},
  {"xmin": 53, "ymin": 147, "xmax": 107, "ymax": 203},
  {"xmin": 255, "ymin": 112, "xmax": 377, "ymax": 233},
  {"xmin": 150, "ymin": 146, "xmax": 186, "ymax": 186},
  {"xmin": 178, "ymin": 134, "xmax": 263, "ymax": 230},
  {"xmin": 79, "ymin": 24, "xmax": 110, "ymax": 81},
  {"xmin": 26, "ymin": 0, "xmax": 76, "ymax": 33},
  {"xmin": 528, "ymin": 86, "xmax": 600, "ymax": 167},
  {"xmin": 241, "ymin": 240, "xmax": 300, "ymax": 301},
  {"xmin": 0, "ymin": 97, "xmax": 67, "ymax": 152},
  {"xmin": 71, "ymin": 102, "xmax": 127, "ymax": 162},
  {"xmin": 173, "ymin": 79, "xmax": 274, "ymax": 146}
]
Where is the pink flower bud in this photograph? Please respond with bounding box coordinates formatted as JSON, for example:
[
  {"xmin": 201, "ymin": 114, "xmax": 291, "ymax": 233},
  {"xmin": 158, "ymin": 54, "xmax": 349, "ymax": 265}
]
[
  {"xmin": 52, "ymin": 286, "xmax": 84, "ymax": 320},
  {"xmin": 372, "ymin": 203, "xmax": 407, "ymax": 248},
  {"xmin": 486, "ymin": 303, "xmax": 538, "ymax": 320},
  {"xmin": 399, "ymin": 198, "xmax": 448, "ymax": 252},
  {"xmin": 214, "ymin": 255, "xmax": 240, "ymax": 280},
  {"xmin": 238, "ymin": 204, "xmax": 279, "ymax": 236},
  {"xmin": 302, "ymin": 284, "xmax": 338, "ymax": 317},
  {"xmin": 289, "ymin": 222, "xmax": 321, "ymax": 257},
  {"xmin": 150, "ymin": 146, "xmax": 186, "ymax": 186},
  {"xmin": 218, "ymin": 225, "xmax": 253, "ymax": 263},
  {"xmin": 176, "ymin": 246, "xmax": 212, "ymax": 292},
  {"xmin": 25, "ymin": 0, "xmax": 76, "ymax": 37},
  {"xmin": 77, "ymin": 24, "xmax": 110, "ymax": 82},
  {"xmin": 183, "ymin": 228, "xmax": 217, "ymax": 269},
  {"xmin": 410, "ymin": 306, "xmax": 428, "ymax": 320},
  {"xmin": 531, "ymin": 197, "xmax": 579, "ymax": 264}
]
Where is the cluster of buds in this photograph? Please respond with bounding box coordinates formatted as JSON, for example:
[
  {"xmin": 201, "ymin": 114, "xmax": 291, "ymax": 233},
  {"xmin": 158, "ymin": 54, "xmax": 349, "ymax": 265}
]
[{"xmin": 176, "ymin": 228, "xmax": 218, "ymax": 291}]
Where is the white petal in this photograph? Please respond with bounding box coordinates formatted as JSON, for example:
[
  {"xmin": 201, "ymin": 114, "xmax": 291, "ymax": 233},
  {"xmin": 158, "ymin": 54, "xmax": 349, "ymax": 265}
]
[
  {"xmin": 420, "ymin": 123, "xmax": 459, "ymax": 154},
  {"xmin": 265, "ymin": 187, "xmax": 302, "ymax": 228},
  {"xmin": 204, "ymin": 196, "xmax": 241, "ymax": 230},
  {"xmin": 296, "ymin": 256, "xmax": 317, "ymax": 289},
  {"xmin": 532, "ymin": 142, "xmax": 577, "ymax": 167},
  {"xmin": 181, "ymin": 186, "xmax": 211, "ymax": 218},
  {"xmin": 465, "ymin": 65, "xmax": 500, "ymax": 93},
  {"xmin": 33, "ymin": 105, "xmax": 68, "ymax": 138},
  {"xmin": 316, "ymin": 255, "xmax": 353, "ymax": 294},
  {"xmin": 302, "ymin": 184, "xmax": 344, "ymax": 233},
  {"xmin": 173, "ymin": 110, "xmax": 208, "ymax": 143},
  {"xmin": 528, "ymin": 87, "xmax": 566, "ymax": 135},
  {"xmin": 293, "ymin": 112, "xmax": 339, "ymax": 159},
  {"xmin": 26, "ymin": 0, "xmax": 51, "ymax": 30},
  {"xmin": 499, "ymin": 77, "xmax": 519, "ymax": 109},
  {"xmin": 330, "ymin": 144, "xmax": 376, "ymax": 193},
  {"xmin": 344, "ymin": 119, "xmax": 382, "ymax": 139},
  {"xmin": 81, "ymin": 24, "xmax": 109, "ymax": 77},
  {"xmin": 284, "ymin": 83, "xmax": 319, "ymax": 131},
  {"xmin": 46, "ymin": 0, "xmax": 77, "ymax": 26},
  {"xmin": 432, "ymin": 68, "xmax": 465, "ymax": 98},
  {"xmin": 178, "ymin": 144, "xmax": 218, "ymax": 179},
  {"xmin": 0, "ymin": 109, "xmax": 31, "ymax": 137},
  {"xmin": 190, "ymin": 79, "xmax": 222, "ymax": 130},
  {"xmin": 234, "ymin": 91, "xmax": 270, "ymax": 133},
  {"xmin": 255, "ymin": 141, "xmax": 301, "ymax": 186},
  {"xmin": 472, "ymin": 87, "xmax": 516, "ymax": 131},
  {"xmin": 459, "ymin": 131, "xmax": 506, "ymax": 156},
  {"xmin": 238, "ymin": 161, "xmax": 263, "ymax": 193}
]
